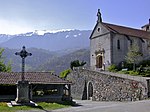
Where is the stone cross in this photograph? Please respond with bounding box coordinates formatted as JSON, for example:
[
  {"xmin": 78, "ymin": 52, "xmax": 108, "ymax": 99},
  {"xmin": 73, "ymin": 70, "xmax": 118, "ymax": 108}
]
[{"xmin": 15, "ymin": 46, "xmax": 32, "ymax": 81}]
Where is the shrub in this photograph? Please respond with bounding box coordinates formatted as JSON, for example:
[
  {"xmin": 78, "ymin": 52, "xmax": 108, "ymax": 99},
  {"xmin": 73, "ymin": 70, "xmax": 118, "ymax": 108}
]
[
  {"xmin": 139, "ymin": 60, "xmax": 150, "ymax": 67},
  {"xmin": 128, "ymin": 71, "xmax": 139, "ymax": 75},
  {"xmin": 60, "ymin": 69, "xmax": 71, "ymax": 78},
  {"xmin": 107, "ymin": 64, "xmax": 118, "ymax": 72}
]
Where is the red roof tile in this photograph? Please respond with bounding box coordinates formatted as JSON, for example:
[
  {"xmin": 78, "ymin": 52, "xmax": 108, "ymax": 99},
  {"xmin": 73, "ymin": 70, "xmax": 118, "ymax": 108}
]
[
  {"xmin": 103, "ymin": 22, "xmax": 150, "ymax": 39},
  {"xmin": 0, "ymin": 72, "xmax": 71, "ymax": 85}
]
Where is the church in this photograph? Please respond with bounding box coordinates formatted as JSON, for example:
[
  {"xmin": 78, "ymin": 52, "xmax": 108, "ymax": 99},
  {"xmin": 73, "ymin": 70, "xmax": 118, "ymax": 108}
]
[{"xmin": 90, "ymin": 9, "xmax": 150, "ymax": 70}]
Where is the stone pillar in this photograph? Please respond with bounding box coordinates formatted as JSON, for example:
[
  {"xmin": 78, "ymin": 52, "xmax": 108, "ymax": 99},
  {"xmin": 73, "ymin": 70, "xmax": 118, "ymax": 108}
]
[
  {"xmin": 15, "ymin": 81, "xmax": 30, "ymax": 103},
  {"xmin": 147, "ymin": 79, "xmax": 150, "ymax": 98},
  {"xmin": 68, "ymin": 84, "xmax": 72, "ymax": 101},
  {"xmin": 59, "ymin": 85, "xmax": 64, "ymax": 96}
]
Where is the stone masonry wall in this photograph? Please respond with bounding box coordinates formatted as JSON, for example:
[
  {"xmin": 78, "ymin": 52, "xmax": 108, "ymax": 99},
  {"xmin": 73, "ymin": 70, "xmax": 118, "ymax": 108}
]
[{"xmin": 68, "ymin": 68, "xmax": 147, "ymax": 101}]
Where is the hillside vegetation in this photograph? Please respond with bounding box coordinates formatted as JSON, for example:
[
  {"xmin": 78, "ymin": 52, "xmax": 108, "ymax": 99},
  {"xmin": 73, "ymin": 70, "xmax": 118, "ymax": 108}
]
[{"xmin": 3, "ymin": 48, "xmax": 90, "ymax": 74}]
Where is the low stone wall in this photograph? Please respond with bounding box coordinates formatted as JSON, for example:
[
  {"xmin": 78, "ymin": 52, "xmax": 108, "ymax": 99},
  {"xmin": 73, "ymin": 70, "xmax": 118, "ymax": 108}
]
[{"xmin": 68, "ymin": 69, "xmax": 147, "ymax": 101}]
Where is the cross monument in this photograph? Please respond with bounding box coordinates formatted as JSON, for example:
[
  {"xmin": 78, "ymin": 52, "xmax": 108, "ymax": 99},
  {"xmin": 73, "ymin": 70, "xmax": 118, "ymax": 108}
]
[{"xmin": 15, "ymin": 46, "xmax": 32, "ymax": 103}]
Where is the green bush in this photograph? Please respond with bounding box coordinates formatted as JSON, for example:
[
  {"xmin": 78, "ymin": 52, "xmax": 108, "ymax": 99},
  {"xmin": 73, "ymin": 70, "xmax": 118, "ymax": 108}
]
[
  {"xmin": 107, "ymin": 64, "xmax": 118, "ymax": 72},
  {"xmin": 60, "ymin": 69, "xmax": 71, "ymax": 78},
  {"xmin": 128, "ymin": 71, "xmax": 139, "ymax": 75},
  {"xmin": 139, "ymin": 60, "xmax": 150, "ymax": 67}
]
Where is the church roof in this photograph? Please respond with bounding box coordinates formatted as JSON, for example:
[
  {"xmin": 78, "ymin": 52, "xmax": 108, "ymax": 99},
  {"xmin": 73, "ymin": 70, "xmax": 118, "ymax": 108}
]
[
  {"xmin": 0, "ymin": 72, "xmax": 71, "ymax": 85},
  {"xmin": 103, "ymin": 22, "xmax": 150, "ymax": 39},
  {"xmin": 90, "ymin": 9, "xmax": 150, "ymax": 39}
]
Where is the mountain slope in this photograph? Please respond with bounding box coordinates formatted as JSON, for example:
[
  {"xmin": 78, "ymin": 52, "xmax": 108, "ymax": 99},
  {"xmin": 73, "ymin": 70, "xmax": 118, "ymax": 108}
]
[
  {"xmin": 0, "ymin": 30, "xmax": 91, "ymax": 51},
  {"xmin": 3, "ymin": 48, "xmax": 58, "ymax": 72},
  {"xmin": 33, "ymin": 48, "xmax": 90, "ymax": 74}
]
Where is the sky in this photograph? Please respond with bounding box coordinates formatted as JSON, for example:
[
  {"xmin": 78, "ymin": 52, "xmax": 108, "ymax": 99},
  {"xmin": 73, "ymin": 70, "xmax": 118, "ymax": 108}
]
[{"xmin": 0, "ymin": 0, "xmax": 149, "ymax": 34}]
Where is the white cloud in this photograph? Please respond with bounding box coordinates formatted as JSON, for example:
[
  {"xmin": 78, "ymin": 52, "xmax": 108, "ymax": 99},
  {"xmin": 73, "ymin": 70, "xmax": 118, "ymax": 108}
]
[
  {"xmin": 0, "ymin": 19, "xmax": 33, "ymax": 35},
  {"xmin": 0, "ymin": 19, "xmax": 75, "ymax": 35}
]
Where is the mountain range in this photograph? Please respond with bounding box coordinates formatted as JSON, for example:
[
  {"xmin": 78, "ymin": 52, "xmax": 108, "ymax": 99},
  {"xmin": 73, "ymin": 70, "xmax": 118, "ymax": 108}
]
[
  {"xmin": 0, "ymin": 29, "xmax": 91, "ymax": 51},
  {"xmin": 0, "ymin": 29, "xmax": 91, "ymax": 74}
]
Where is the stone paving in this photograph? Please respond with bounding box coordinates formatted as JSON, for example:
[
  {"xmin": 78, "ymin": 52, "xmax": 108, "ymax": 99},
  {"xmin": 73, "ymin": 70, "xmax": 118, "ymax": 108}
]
[
  {"xmin": 17, "ymin": 100, "xmax": 150, "ymax": 112},
  {"xmin": 53, "ymin": 100, "xmax": 150, "ymax": 112}
]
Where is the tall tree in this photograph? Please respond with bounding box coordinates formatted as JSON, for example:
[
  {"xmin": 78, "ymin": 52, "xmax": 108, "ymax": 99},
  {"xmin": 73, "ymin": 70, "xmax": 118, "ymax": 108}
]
[
  {"xmin": 0, "ymin": 48, "xmax": 12, "ymax": 72},
  {"xmin": 125, "ymin": 43, "xmax": 143, "ymax": 70}
]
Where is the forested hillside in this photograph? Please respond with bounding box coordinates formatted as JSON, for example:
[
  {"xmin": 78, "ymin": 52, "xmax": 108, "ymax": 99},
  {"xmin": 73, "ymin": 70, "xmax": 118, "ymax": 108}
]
[
  {"xmin": 2, "ymin": 48, "xmax": 90, "ymax": 74},
  {"xmin": 29, "ymin": 49, "xmax": 90, "ymax": 74},
  {"xmin": 3, "ymin": 48, "xmax": 58, "ymax": 72}
]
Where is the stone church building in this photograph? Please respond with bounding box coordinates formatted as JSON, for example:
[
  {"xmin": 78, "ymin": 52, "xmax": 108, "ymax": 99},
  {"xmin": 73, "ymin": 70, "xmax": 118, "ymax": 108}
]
[
  {"xmin": 68, "ymin": 10, "xmax": 150, "ymax": 101},
  {"xmin": 90, "ymin": 9, "xmax": 150, "ymax": 70}
]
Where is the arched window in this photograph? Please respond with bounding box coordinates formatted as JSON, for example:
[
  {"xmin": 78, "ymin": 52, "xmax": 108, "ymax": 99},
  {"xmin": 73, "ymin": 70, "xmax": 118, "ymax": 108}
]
[
  {"xmin": 97, "ymin": 28, "xmax": 101, "ymax": 32},
  {"xmin": 130, "ymin": 39, "xmax": 133, "ymax": 47},
  {"xmin": 117, "ymin": 40, "xmax": 120, "ymax": 49}
]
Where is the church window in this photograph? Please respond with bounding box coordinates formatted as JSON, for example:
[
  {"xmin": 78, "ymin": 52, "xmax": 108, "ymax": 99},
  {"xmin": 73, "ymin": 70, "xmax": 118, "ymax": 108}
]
[
  {"xmin": 130, "ymin": 40, "xmax": 133, "ymax": 47},
  {"xmin": 97, "ymin": 28, "xmax": 101, "ymax": 32},
  {"xmin": 147, "ymin": 40, "xmax": 150, "ymax": 49},
  {"xmin": 117, "ymin": 40, "xmax": 120, "ymax": 49},
  {"xmin": 146, "ymin": 26, "xmax": 149, "ymax": 31}
]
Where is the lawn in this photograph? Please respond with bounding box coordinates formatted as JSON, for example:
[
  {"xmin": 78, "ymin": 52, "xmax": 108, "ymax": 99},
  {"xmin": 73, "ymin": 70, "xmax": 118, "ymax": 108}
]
[{"xmin": 0, "ymin": 102, "xmax": 70, "ymax": 112}]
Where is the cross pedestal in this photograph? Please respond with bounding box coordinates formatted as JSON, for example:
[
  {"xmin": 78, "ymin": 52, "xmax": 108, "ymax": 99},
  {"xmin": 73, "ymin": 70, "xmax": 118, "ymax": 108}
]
[{"xmin": 15, "ymin": 81, "xmax": 30, "ymax": 103}]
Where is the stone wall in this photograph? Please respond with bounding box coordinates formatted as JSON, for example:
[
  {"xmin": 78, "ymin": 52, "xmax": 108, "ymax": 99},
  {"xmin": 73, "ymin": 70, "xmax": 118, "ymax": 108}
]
[{"xmin": 68, "ymin": 69, "xmax": 147, "ymax": 101}]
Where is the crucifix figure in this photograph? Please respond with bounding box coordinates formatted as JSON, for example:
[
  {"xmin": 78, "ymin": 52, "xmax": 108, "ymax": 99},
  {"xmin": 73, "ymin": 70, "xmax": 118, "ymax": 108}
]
[{"xmin": 15, "ymin": 46, "xmax": 32, "ymax": 81}]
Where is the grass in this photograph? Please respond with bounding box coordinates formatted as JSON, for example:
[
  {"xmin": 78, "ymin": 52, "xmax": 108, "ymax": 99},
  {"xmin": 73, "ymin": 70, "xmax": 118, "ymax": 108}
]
[{"xmin": 0, "ymin": 102, "xmax": 70, "ymax": 112}]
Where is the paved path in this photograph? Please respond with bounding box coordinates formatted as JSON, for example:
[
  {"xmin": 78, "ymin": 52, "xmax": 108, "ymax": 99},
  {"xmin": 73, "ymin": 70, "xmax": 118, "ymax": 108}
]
[
  {"xmin": 53, "ymin": 100, "xmax": 150, "ymax": 112},
  {"xmin": 18, "ymin": 100, "xmax": 150, "ymax": 112}
]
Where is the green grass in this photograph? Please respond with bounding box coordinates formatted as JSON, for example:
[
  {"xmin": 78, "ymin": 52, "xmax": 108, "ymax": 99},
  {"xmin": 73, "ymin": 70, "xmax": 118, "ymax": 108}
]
[{"xmin": 0, "ymin": 102, "xmax": 70, "ymax": 112}]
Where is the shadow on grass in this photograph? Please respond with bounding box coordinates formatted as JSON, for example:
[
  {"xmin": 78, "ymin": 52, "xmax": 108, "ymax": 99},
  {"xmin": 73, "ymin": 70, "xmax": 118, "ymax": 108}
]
[{"xmin": 33, "ymin": 105, "xmax": 52, "ymax": 112}]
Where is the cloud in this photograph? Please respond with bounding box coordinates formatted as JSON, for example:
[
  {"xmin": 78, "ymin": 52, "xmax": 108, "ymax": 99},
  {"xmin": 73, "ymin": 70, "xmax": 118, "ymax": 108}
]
[{"xmin": 0, "ymin": 19, "xmax": 34, "ymax": 35}]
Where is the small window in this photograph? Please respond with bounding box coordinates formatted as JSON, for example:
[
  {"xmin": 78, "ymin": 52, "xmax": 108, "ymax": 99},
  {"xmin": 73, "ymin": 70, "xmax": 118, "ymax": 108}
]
[
  {"xmin": 117, "ymin": 40, "xmax": 120, "ymax": 49},
  {"xmin": 147, "ymin": 40, "xmax": 150, "ymax": 49},
  {"xmin": 146, "ymin": 26, "xmax": 149, "ymax": 31},
  {"xmin": 97, "ymin": 28, "xmax": 100, "ymax": 32},
  {"xmin": 130, "ymin": 40, "xmax": 133, "ymax": 47}
]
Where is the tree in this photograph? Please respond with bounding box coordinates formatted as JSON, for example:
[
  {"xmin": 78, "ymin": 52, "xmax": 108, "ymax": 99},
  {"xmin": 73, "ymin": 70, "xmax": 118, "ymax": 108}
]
[
  {"xmin": 0, "ymin": 48, "xmax": 12, "ymax": 72},
  {"xmin": 60, "ymin": 69, "xmax": 71, "ymax": 79},
  {"xmin": 125, "ymin": 43, "xmax": 143, "ymax": 71},
  {"xmin": 70, "ymin": 60, "xmax": 86, "ymax": 70}
]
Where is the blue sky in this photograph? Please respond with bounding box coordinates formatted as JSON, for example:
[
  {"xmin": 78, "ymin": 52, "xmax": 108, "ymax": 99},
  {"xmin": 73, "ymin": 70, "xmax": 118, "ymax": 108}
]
[{"xmin": 0, "ymin": 0, "xmax": 149, "ymax": 34}]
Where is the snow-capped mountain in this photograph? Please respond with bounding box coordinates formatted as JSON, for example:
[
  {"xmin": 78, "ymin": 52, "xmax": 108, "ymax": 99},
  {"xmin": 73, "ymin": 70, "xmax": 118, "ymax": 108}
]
[
  {"xmin": 0, "ymin": 29, "xmax": 91, "ymax": 51},
  {"xmin": 0, "ymin": 34, "xmax": 14, "ymax": 43}
]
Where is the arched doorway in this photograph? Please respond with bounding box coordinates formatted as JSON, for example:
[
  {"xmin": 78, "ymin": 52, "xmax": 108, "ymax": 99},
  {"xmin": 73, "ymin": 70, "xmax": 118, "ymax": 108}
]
[
  {"xmin": 96, "ymin": 55, "xmax": 103, "ymax": 68},
  {"xmin": 87, "ymin": 82, "xmax": 93, "ymax": 100}
]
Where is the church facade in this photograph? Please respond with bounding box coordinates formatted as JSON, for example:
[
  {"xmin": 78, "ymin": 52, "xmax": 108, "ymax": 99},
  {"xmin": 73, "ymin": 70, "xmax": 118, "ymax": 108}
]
[{"xmin": 90, "ymin": 9, "xmax": 150, "ymax": 70}]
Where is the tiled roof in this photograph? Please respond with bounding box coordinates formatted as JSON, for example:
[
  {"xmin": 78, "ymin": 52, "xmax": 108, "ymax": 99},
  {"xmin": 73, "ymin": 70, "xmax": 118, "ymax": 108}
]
[
  {"xmin": 103, "ymin": 22, "xmax": 150, "ymax": 39},
  {"xmin": 0, "ymin": 72, "xmax": 71, "ymax": 85}
]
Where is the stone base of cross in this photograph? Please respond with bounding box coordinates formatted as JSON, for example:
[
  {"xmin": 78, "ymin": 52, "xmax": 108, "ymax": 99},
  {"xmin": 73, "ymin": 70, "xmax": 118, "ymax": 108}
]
[{"xmin": 15, "ymin": 81, "xmax": 30, "ymax": 103}]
